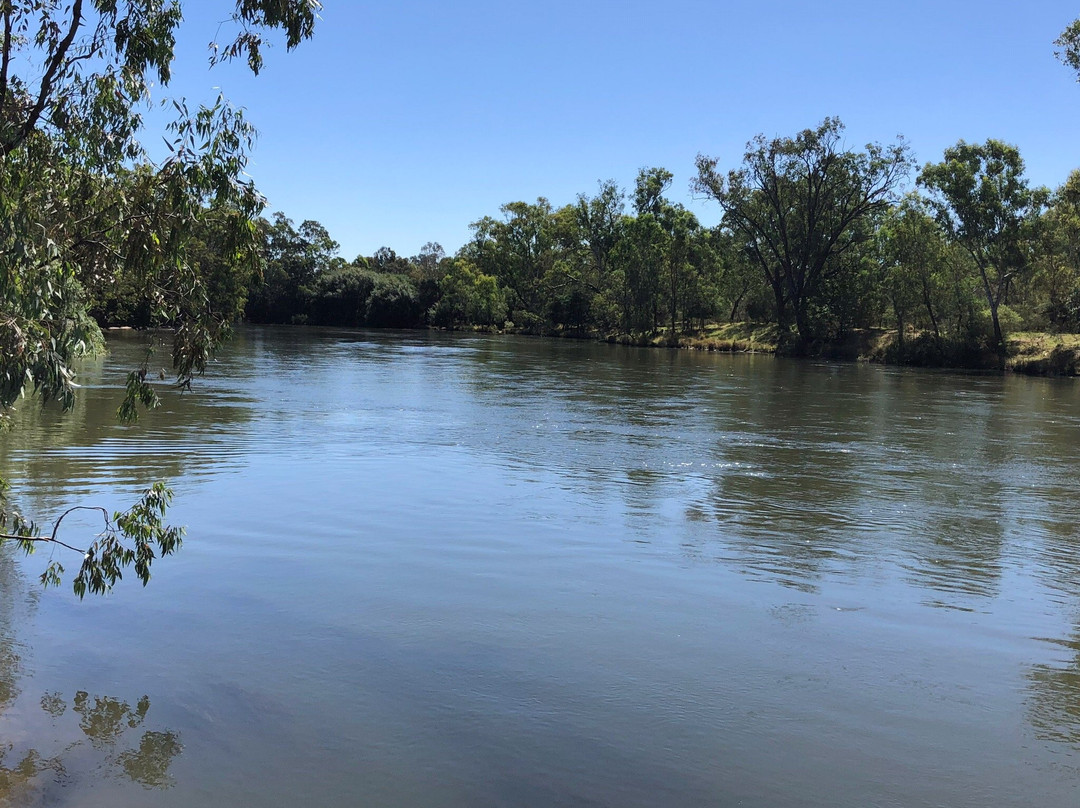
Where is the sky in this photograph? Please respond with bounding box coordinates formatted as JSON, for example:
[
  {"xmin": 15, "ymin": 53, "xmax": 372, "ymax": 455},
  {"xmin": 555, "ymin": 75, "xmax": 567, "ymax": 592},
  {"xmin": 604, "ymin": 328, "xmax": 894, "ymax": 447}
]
[{"xmin": 155, "ymin": 1, "xmax": 1080, "ymax": 261}]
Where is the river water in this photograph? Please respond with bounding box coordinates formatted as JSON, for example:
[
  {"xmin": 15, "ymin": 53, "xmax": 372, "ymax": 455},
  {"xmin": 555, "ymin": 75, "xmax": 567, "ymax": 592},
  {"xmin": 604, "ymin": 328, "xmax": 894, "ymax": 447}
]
[{"xmin": 1, "ymin": 327, "xmax": 1079, "ymax": 807}]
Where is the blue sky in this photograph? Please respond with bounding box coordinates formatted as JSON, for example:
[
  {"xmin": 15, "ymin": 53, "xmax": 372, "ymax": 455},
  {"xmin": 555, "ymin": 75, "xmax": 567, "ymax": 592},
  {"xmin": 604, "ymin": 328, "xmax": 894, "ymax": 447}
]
[{"xmin": 159, "ymin": 1, "xmax": 1080, "ymax": 261}]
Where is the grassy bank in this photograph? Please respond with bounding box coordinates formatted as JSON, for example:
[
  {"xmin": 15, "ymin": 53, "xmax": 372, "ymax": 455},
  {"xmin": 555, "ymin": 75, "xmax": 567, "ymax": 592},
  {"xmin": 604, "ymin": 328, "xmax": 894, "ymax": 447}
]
[
  {"xmin": 825, "ymin": 328, "xmax": 1080, "ymax": 376},
  {"xmin": 1004, "ymin": 332, "xmax": 1080, "ymax": 375},
  {"xmin": 492, "ymin": 321, "xmax": 1080, "ymax": 377}
]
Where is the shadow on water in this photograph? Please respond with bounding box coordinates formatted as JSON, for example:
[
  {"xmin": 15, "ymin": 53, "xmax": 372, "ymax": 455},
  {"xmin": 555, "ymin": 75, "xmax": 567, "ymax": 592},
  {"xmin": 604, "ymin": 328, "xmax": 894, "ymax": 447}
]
[{"xmin": 0, "ymin": 548, "xmax": 181, "ymax": 806}]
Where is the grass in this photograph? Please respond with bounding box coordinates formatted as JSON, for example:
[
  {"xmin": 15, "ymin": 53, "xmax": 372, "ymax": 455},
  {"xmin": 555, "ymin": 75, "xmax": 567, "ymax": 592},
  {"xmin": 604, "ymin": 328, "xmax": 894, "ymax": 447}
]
[
  {"xmin": 1006, "ymin": 332, "xmax": 1080, "ymax": 375},
  {"xmin": 661, "ymin": 322, "xmax": 781, "ymax": 353},
  {"xmin": 503, "ymin": 320, "xmax": 1080, "ymax": 376}
]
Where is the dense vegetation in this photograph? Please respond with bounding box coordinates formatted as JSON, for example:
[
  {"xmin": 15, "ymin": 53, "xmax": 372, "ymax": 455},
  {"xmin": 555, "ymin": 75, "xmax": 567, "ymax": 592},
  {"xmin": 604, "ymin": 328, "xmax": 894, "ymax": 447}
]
[{"xmin": 190, "ymin": 118, "xmax": 1080, "ymax": 372}]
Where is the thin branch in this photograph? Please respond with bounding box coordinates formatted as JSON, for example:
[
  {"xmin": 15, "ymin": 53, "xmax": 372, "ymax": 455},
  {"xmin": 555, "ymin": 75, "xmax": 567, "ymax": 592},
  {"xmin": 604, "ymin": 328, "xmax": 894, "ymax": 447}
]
[
  {"xmin": 0, "ymin": 3, "xmax": 13, "ymax": 124},
  {"xmin": 0, "ymin": 504, "xmax": 112, "ymax": 555},
  {"xmin": 2, "ymin": 533, "xmax": 85, "ymax": 554},
  {"xmin": 50, "ymin": 504, "xmax": 110, "ymax": 541},
  {"xmin": 0, "ymin": 0, "xmax": 85, "ymax": 157}
]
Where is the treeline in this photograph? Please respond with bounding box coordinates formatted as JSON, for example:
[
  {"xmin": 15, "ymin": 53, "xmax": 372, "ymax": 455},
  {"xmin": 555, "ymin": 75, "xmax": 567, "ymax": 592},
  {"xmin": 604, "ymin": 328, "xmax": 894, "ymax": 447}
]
[{"xmin": 89, "ymin": 118, "xmax": 1080, "ymax": 366}]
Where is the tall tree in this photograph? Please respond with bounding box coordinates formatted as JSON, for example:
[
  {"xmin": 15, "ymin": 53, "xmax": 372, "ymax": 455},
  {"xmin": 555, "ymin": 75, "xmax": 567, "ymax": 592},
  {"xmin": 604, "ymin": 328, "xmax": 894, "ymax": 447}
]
[
  {"xmin": 919, "ymin": 140, "xmax": 1048, "ymax": 363},
  {"xmin": 693, "ymin": 118, "xmax": 912, "ymax": 348},
  {"xmin": 1056, "ymin": 17, "xmax": 1080, "ymax": 79},
  {"xmin": 1032, "ymin": 171, "xmax": 1080, "ymax": 331},
  {"xmin": 246, "ymin": 214, "xmax": 339, "ymax": 323},
  {"xmin": 574, "ymin": 180, "xmax": 625, "ymax": 295},
  {"xmin": 878, "ymin": 195, "xmax": 950, "ymax": 351},
  {"xmin": 466, "ymin": 199, "xmax": 558, "ymax": 325}
]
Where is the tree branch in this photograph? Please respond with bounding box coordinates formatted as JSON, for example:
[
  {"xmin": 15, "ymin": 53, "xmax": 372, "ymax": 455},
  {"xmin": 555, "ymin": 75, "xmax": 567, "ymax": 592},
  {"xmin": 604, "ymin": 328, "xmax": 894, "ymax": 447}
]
[
  {"xmin": 0, "ymin": 3, "xmax": 13, "ymax": 125},
  {"xmin": 0, "ymin": 0, "xmax": 85, "ymax": 157},
  {"xmin": 0, "ymin": 504, "xmax": 112, "ymax": 555}
]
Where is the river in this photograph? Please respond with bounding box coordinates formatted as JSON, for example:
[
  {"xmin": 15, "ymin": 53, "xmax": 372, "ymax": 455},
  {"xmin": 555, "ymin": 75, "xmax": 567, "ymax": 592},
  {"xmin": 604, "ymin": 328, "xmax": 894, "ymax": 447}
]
[{"xmin": 1, "ymin": 327, "xmax": 1079, "ymax": 807}]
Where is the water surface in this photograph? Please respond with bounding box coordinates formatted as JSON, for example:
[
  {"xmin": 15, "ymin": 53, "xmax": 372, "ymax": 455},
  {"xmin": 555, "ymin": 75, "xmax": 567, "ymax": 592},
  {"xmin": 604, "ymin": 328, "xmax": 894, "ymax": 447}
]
[{"xmin": 2, "ymin": 327, "xmax": 1080, "ymax": 807}]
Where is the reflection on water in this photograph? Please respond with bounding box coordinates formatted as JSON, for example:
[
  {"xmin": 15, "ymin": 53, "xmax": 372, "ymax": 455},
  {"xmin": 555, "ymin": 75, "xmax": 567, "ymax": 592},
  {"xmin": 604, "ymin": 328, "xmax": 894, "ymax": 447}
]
[
  {"xmin": 1029, "ymin": 628, "xmax": 1080, "ymax": 745},
  {"xmin": 0, "ymin": 548, "xmax": 180, "ymax": 806},
  {"xmin": 0, "ymin": 332, "xmax": 254, "ymax": 516},
  {"xmin": 0, "ymin": 691, "xmax": 181, "ymax": 803},
  {"xmin": 2, "ymin": 328, "xmax": 1080, "ymax": 806}
]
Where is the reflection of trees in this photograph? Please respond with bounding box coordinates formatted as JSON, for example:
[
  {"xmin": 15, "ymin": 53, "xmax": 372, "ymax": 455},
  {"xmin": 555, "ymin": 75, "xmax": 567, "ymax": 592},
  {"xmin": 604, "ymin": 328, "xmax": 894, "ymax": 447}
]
[
  {"xmin": 0, "ymin": 548, "xmax": 34, "ymax": 714},
  {"xmin": 0, "ymin": 333, "xmax": 254, "ymax": 522},
  {"xmin": 690, "ymin": 366, "xmax": 1023, "ymax": 601},
  {"xmin": 1028, "ymin": 628, "xmax": 1080, "ymax": 746},
  {"xmin": 0, "ymin": 547, "xmax": 180, "ymax": 803},
  {"xmin": 694, "ymin": 362, "xmax": 880, "ymax": 592},
  {"xmin": 0, "ymin": 690, "xmax": 182, "ymax": 798}
]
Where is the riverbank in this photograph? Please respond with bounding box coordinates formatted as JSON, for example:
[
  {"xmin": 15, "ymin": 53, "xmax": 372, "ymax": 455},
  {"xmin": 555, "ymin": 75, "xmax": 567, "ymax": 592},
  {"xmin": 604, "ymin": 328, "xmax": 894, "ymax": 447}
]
[{"xmin": 490, "ymin": 322, "xmax": 1080, "ymax": 377}]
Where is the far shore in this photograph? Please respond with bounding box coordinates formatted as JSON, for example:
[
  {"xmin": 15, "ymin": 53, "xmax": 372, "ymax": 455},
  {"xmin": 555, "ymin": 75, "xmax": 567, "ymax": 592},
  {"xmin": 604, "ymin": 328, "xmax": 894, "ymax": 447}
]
[{"xmin": 446, "ymin": 321, "xmax": 1080, "ymax": 378}]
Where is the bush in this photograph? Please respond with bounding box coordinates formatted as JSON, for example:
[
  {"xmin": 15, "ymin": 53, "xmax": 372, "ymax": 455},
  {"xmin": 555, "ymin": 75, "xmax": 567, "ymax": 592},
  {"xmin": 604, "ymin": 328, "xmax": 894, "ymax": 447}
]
[
  {"xmin": 309, "ymin": 266, "xmax": 376, "ymax": 327},
  {"xmin": 365, "ymin": 274, "xmax": 421, "ymax": 328}
]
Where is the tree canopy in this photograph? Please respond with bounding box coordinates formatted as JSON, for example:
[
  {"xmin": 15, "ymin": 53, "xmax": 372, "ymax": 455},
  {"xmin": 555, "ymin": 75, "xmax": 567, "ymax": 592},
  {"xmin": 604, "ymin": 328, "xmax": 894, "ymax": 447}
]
[
  {"xmin": 919, "ymin": 140, "xmax": 1048, "ymax": 363},
  {"xmin": 693, "ymin": 118, "xmax": 913, "ymax": 348}
]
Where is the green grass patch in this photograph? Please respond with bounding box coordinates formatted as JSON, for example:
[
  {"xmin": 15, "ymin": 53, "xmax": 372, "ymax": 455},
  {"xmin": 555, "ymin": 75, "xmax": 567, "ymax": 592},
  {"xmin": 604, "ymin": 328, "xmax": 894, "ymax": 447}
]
[
  {"xmin": 1006, "ymin": 332, "xmax": 1080, "ymax": 375},
  {"xmin": 680, "ymin": 322, "xmax": 780, "ymax": 353}
]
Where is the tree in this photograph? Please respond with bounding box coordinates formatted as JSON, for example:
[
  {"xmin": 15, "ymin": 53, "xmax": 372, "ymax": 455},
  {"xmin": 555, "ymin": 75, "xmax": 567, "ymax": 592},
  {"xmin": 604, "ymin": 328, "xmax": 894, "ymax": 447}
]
[
  {"xmin": 918, "ymin": 140, "xmax": 1048, "ymax": 363},
  {"xmin": 621, "ymin": 217, "xmax": 661, "ymax": 332},
  {"xmin": 624, "ymin": 167, "xmax": 707, "ymax": 337},
  {"xmin": 410, "ymin": 242, "xmax": 447, "ymax": 282},
  {"xmin": 1056, "ymin": 18, "xmax": 1080, "ymax": 79},
  {"xmin": 246, "ymin": 214, "xmax": 339, "ymax": 323},
  {"xmin": 0, "ymin": 1, "xmax": 322, "ymax": 595},
  {"xmin": 1031, "ymin": 171, "xmax": 1080, "ymax": 331},
  {"xmin": 465, "ymin": 199, "xmax": 559, "ymax": 327},
  {"xmin": 712, "ymin": 229, "xmax": 770, "ymax": 323},
  {"xmin": 878, "ymin": 195, "xmax": 950, "ymax": 353},
  {"xmin": 694, "ymin": 118, "xmax": 913, "ymax": 349},
  {"xmin": 430, "ymin": 258, "xmax": 506, "ymax": 329},
  {"xmin": 575, "ymin": 180, "xmax": 626, "ymax": 294}
]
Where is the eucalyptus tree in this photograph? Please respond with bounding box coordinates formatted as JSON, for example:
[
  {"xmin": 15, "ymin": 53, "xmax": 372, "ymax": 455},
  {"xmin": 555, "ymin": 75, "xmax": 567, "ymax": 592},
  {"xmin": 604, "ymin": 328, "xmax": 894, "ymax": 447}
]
[
  {"xmin": 712, "ymin": 229, "xmax": 770, "ymax": 323},
  {"xmin": 430, "ymin": 259, "xmax": 505, "ymax": 329},
  {"xmin": 628, "ymin": 167, "xmax": 709, "ymax": 337},
  {"xmin": 571, "ymin": 180, "xmax": 626, "ymax": 327},
  {"xmin": 681, "ymin": 226, "xmax": 723, "ymax": 330},
  {"xmin": 815, "ymin": 217, "xmax": 883, "ymax": 340},
  {"xmin": 1032, "ymin": 171, "xmax": 1080, "ymax": 330},
  {"xmin": 0, "ymin": 0, "xmax": 321, "ymax": 595},
  {"xmin": 877, "ymin": 195, "xmax": 950, "ymax": 352},
  {"xmin": 613, "ymin": 212, "xmax": 665, "ymax": 333},
  {"xmin": 919, "ymin": 140, "xmax": 1048, "ymax": 363},
  {"xmin": 1056, "ymin": 17, "xmax": 1080, "ymax": 79},
  {"xmin": 466, "ymin": 199, "xmax": 559, "ymax": 326},
  {"xmin": 694, "ymin": 118, "xmax": 913, "ymax": 349},
  {"xmin": 247, "ymin": 214, "xmax": 339, "ymax": 323},
  {"xmin": 410, "ymin": 242, "xmax": 447, "ymax": 282}
]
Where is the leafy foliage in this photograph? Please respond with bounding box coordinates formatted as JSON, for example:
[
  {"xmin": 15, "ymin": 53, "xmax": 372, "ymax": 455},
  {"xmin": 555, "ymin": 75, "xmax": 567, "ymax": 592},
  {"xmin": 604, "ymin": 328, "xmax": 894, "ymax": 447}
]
[
  {"xmin": 2, "ymin": 483, "xmax": 182, "ymax": 599},
  {"xmin": 919, "ymin": 140, "xmax": 1048, "ymax": 362}
]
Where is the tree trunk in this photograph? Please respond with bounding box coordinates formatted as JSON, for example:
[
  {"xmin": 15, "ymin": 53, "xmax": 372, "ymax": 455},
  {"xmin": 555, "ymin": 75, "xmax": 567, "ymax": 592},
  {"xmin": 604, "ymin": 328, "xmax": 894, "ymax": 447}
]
[
  {"xmin": 921, "ymin": 279, "xmax": 941, "ymax": 342},
  {"xmin": 791, "ymin": 293, "xmax": 815, "ymax": 354},
  {"xmin": 989, "ymin": 299, "xmax": 1005, "ymax": 368},
  {"xmin": 978, "ymin": 264, "xmax": 1006, "ymax": 368},
  {"xmin": 895, "ymin": 307, "xmax": 905, "ymax": 361}
]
